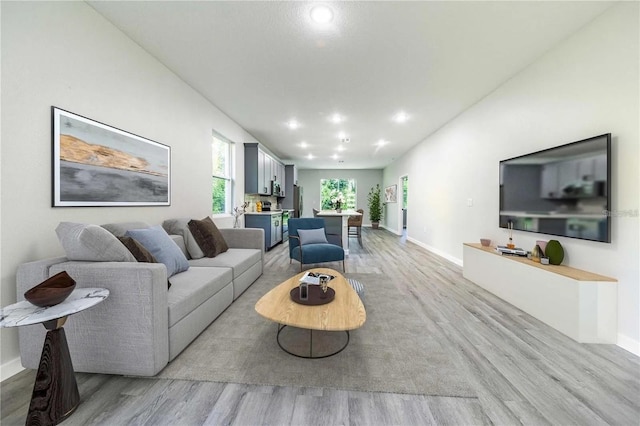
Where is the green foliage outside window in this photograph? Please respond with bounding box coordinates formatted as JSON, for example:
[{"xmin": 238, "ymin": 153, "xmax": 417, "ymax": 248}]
[
  {"xmin": 212, "ymin": 136, "xmax": 232, "ymax": 214},
  {"xmin": 212, "ymin": 177, "xmax": 228, "ymax": 214},
  {"xmin": 320, "ymin": 179, "xmax": 356, "ymax": 210}
]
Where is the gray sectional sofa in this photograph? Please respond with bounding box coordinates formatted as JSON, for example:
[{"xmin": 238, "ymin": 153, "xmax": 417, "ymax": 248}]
[{"xmin": 16, "ymin": 220, "xmax": 264, "ymax": 377}]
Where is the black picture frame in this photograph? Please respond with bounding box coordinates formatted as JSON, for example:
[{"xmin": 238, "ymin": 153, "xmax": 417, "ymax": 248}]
[{"xmin": 52, "ymin": 107, "xmax": 171, "ymax": 207}]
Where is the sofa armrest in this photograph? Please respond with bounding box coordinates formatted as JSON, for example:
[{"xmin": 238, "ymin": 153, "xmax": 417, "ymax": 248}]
[
  {"xmin": 219, "ymin": 228, "xmax": 265, "ymax": 252},
  {"xmin": 17, "ymin": 260, "xmax": 169, "ymax": 376}
]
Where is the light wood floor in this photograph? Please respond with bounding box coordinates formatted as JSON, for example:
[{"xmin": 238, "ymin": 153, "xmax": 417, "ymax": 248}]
[{"xmin": 2, "ymin": 228, "xmax": 639, "ymax": 425}]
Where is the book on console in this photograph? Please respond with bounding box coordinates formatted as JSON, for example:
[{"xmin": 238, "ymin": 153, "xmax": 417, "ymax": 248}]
[
  {"xmin": 299, "ymin": 271, "xmax": 336, "ymax": 285},
  {"xmin": 496, "ymin": 245, "xmax": 527, "ymax": 256}
]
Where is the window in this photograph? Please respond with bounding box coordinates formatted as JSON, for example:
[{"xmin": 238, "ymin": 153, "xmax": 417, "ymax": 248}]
[
  {"xmin": 212, "ymin": 135, "xmax": 233, "ymax": 214},
  {"xmin": 320, "ymin": 179, "xmax": 356, "ymax": 209}
]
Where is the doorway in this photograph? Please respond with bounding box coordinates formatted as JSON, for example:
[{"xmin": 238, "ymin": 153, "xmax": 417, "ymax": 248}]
[{"xmin": 400, "ymin": 175, "xmax": 408, "ymax": 239}]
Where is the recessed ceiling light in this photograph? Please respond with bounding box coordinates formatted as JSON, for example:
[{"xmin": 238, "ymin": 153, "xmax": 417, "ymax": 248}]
[
  {"xmin": 310, "ymin": 5, "xmax": 333, "ymax": 24},
  {"xmin": 338, "ymin": 131, "xmax": 346, "ymax": 139},
  {"xmin": 393, "ymin": 112, "xmax": 409, "ymax": 123},
  {"xmin": 337, "ymin": 145, "xmax": 345, "ymax": 152},
  {"xmin": 307, "ymin": 153, "xmax": 314, "ymax": 160},
  {"xmin": 332, "ymin": 154, "xmax": 338, "ymax": 160},
  {"xmin": 299, "ymin": 141, "xmax": 308, "ymax": 148},
  {"xmin": 287, "ymin": 119, "xmax": 299, "ymax": 129},
  {"xmin": 330, "ymin": 113, "xmax": 342, "ymax": 124},
  {"xmin": 377, "ymin": 139, "xmax": 388, "ymax": 146}
]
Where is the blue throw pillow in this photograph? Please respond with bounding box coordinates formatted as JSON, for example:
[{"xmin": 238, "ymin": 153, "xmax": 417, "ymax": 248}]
[
  {"xmin": 125, "ymin": 225, "xmax": 189, "ymax": 277},
  {"xmin": 298, "ymin": 228, "xmax": 328, "ymax": 245}
]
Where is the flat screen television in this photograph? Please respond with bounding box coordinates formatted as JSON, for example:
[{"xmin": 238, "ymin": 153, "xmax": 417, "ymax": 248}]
[{"xmin": 499, "ymin": 133, "xmax": 611, "ymax": 243}]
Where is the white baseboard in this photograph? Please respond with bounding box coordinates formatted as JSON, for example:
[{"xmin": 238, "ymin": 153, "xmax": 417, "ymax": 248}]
[
  {"xmin": 406, "ymin": 237, "xmax": 463, "ymax": 266},
  {"xmin": 617, "ymin": 333, "xmax": 640, "ymax": 356},
  {"xmin": 1, "ymin": 356, "xmax": 24, "ymax": 382}
]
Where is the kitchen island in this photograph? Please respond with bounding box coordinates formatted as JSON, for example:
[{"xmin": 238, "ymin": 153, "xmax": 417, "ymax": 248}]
[{"xmin": 316, "ymin": 210, "xmax": 361, "ymax": 255}]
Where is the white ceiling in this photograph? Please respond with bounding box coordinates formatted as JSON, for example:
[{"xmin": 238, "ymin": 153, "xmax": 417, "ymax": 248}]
[{"xmin": 88, "ymin": 1, "xmax": 612, "ymax": 170}]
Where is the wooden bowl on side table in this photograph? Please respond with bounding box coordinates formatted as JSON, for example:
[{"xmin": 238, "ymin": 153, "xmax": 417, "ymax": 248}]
[{"xmin": 24, "ymin": 271, "xmax": 76, "ymax": 307}]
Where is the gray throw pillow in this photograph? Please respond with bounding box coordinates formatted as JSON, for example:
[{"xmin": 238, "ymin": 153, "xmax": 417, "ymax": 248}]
[
  {"xmin": 56, "ymin": 222, "xmax": 136, "ymax": 262},
  {"xmin": 298, "ymin": 228, "xmax": 328, "ymax": 245},
  {"xmin": 125, "ymin": 225, "xmax": 189, "ymax": 277},
  {"xmin": 162, "ymin": 218, "xmax": 204, "ymax": 259}
]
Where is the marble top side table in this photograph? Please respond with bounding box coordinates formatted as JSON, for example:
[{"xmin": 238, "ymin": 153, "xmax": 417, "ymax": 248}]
[{"xmin": 0, "ymin": 288, "xmax": 109, "ymax": 426}]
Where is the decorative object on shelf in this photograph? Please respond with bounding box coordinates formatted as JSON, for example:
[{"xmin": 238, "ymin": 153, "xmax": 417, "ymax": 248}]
[
  {"xmin": 368, "ymin": 184, "xmax": 383, "ymax": 229},
  {"xmin": 536, "ymin": 240, "xmax": 548, "ymax": 253},
  {"xmin": 52, "ymin": 107, "xmax": 170, "ymax": 207},
  {"xmin": 480, "ymin": 238, "xmax": 491, "ymax": 247},
  {"xmin": 545, "ymin": 239, "xmax": 565, "ymax": 265},
  {"xmin": 384, "ymin": 184, "xmax": 397, "ymax": 203},
  {"xmin": 531, "ymin": 244, "xmax": 543, "ymax": 263},
  {"xmin": 540, "ymin": 257, "xmax": 550, "ymax": 265},
  {"xmin": 506, "ymin": 221, "xmax": 515, "ymax": 249},
  {"xmin": 233, "ymin": 202, "xmax": 249, "ymax": 228},
  {"xmin": 24, "ymin": 271, "xmax": 76, "ymax": 307}
]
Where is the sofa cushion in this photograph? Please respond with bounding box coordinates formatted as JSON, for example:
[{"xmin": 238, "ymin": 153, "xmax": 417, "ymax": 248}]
[
  {"xmin": 162, "ymin": 218, "xmax": 205, "ymax": 259},
  {"xmin": 56, "ymin": 222, "xmax": 136, "ymax": 262},
  {"xmin": 166, "ymin": 267, "xmax": 233, "ymax": 327},
  {"xmin": 188, "ymin": 248, "xmax": 261, "ymax": 277},
  {"xmin": 101, "ymin": 222, "xmax": 151, "ymax": 237},
  {"xmin": 188, "ymin": 217, "xmax": 229, "ymax": 257},
  {"xmin": 125, "ymin": 225, "xmax": 189, "ymax": 277}
]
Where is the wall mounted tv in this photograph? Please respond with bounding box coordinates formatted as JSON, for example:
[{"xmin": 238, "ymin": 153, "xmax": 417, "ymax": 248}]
[{"xmin": 499, "ymin": 133, "xmax": 611, "ymax": 243}]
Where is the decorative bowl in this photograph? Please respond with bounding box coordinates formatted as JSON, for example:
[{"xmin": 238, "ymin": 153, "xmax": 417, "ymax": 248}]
[
  {"xmin": 480, "ymin": 238, "xmax": 491, "ymax": 247},
  {"xmin": 24, "ymin": 271, "xmax": 76, "ymax": 307}
]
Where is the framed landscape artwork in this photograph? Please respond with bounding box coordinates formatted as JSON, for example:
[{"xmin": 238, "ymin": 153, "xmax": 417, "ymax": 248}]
[
  {"xmin": 384, "ymin": 184, "xmax": 397, "ymax": 203},
  {"xmin": 52, "ymin": 107, "xmax": 170, "ymax": 207}
]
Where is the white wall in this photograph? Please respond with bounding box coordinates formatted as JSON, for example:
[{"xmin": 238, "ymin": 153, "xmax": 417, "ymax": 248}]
[
  {"xmin": 0, "ymin": 1, "xmax": 258, "ymax": 379},
  {"xmin": 383, "ymin": 2, "xmax": 639, "ymax": 354},
  {"xmin": 297, "ymin": 169, "xmax": 382, "ymax": 225}
]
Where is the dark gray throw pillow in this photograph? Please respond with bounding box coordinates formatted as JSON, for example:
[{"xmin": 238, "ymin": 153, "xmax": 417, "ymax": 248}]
[
  {"xmin": 188, "ymin": 217, "xmax": 229, "ymax": 258},
  {"xmin": 117, "ymin": 236, "xmax": 171, "ymax": 289}
]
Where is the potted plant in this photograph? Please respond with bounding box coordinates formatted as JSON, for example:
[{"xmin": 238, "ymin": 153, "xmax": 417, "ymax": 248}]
[{"xmin": 368, "ymin": 184, "xmax": 383, "ymax": 229}]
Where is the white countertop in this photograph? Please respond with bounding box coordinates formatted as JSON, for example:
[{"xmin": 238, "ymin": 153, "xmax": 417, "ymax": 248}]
[
  {"xmin": 316, "ymin": 210, "xmax": 361, "ymax": 217},
  {"xmin": 245, "ymin": 211, "xmax": 285, "ymax": 215}
]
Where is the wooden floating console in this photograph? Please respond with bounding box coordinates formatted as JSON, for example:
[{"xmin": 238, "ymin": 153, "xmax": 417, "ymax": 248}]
[{"xmin": 462, "ymin": 243, "xmax": 617, "ymax": 343}]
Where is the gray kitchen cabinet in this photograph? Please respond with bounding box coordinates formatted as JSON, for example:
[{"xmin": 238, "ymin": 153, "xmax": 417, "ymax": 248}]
[
  {"xmin": 245, "ymin": 143, "xmax": 272, "ymax": 195},
  {"xmin": 245, "ymin": 213, "xmax": 282, "ymax": 250}
]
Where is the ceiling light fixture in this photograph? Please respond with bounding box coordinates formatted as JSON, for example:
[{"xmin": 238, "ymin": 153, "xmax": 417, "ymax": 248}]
[
  {"xmin": 307, "ymin": 153, "xmax": 314, "ymax": 160},
  {"xmin": 393, "ymin": 112, "xmax": 409, "ymax": 123},
  {"xmin": 330, "ymin": 113, "xmax": 342, "ymax": 124},
  {"xmin": 287, "ymin": 119, "xmax": 299, "ymax": 129},
  {"xmin": 337, "ymin": 145, "xmax": 345, "ymax": 152},
  {"xmin": 338, "ymin": 131, "xmax": 346, "ymax": 139},
  {"xmin": 332, "ymin": 154, "xmax": 338, "ymax": 160},
  {"xmin": 310, "ymin": 5, "xmax": 333, "ymax": 24},
  {"xmin": 300, "ymin": 141, "xmax": 308, "ymax": 148}
]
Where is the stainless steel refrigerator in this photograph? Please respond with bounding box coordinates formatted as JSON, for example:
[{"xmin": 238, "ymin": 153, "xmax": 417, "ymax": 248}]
[{"xmin": 293, "ymin": 185, "xmax": 303, "ymax": 218}]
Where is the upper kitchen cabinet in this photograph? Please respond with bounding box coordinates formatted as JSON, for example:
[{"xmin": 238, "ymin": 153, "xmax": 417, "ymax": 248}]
[
  {"xmin": 244, "ymin": 143, "xmax": 286, "ymax": 196},
  {"xmin": 245, "ymin": 143, "xmax": 270, "ymax": 195}
]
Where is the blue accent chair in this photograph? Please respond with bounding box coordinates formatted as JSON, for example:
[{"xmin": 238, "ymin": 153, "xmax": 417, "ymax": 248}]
[{"xmin": 288, "ymin": 218, "xmax": 345, "ymax": 272}]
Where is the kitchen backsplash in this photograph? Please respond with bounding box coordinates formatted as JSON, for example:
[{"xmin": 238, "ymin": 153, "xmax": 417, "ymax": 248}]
[{"xmin": 244, "ymin": 194, "xmax": 279, "ymax": 212}]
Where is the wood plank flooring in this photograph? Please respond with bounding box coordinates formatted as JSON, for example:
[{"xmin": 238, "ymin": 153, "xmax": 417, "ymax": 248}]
[{"xmin": 2, "ymin": 228, "xmax": 639, "ymax": 425}]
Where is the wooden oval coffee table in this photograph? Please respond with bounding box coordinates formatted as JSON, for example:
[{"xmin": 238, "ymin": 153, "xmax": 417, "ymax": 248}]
[{"xmin": 255, "ymin": 268, "xmax": 366, "ymax": 358}]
